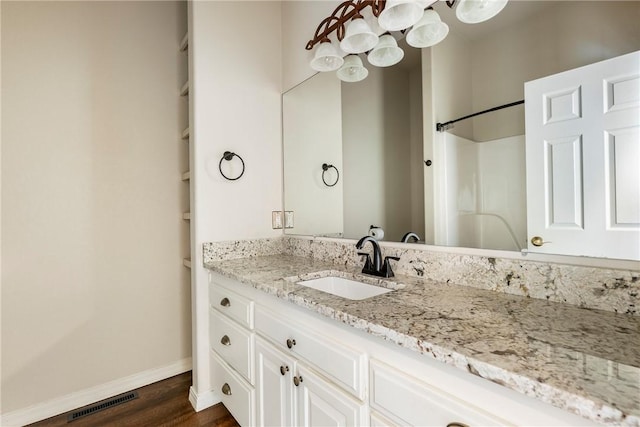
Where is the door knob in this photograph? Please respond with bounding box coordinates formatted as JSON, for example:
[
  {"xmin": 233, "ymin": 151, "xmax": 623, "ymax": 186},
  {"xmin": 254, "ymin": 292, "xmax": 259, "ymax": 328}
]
[
  {"xmin": 221, "ymin": 383, "xmax": 232, "ymax": 395},
  {"xmin": 220, "ymin": 297, "xmax": 230, "ymax": 307},
  {"xmin": 286, "ymin": 338, "xmax": 296, "ymax": 349},
  {"xmin": 280, "ymin": 365, "xmax": 289, "ymax": 376},
  {"xmin": 530, "ymin": 236, "xmax": 548, "ymax": 247},
  {"xmin": 220, "ymin": 335, "xmax": 231, "ymax": 346},
  {"xmin": 293, "ymin": 375, "xmax": 303, "ymax": 386}
]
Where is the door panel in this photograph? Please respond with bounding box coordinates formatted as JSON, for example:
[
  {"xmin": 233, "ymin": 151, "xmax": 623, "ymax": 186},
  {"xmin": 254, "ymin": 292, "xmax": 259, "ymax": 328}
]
[{"xmin": 525, "ymin": 50, "xmax": 640, "ymax": 260}]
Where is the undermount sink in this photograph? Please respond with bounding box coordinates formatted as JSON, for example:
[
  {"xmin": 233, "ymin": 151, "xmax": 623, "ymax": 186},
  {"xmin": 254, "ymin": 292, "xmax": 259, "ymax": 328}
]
[{"xmin": 297, "ymin": 276, "xmax": 393, "ymax": 300}]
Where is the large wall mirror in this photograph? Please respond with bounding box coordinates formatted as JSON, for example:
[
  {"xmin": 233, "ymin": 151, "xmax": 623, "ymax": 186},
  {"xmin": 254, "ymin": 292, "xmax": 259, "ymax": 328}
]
[{"xmin": 283, "ymin": 1, "xmax": 640, "ymax": 261}]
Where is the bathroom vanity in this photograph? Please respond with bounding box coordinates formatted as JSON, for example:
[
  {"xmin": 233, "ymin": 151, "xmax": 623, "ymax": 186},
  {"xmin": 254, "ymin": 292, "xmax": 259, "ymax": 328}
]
[{"xmin": 202, "ymin": 248, "xmax": 640, "ymax": 427}]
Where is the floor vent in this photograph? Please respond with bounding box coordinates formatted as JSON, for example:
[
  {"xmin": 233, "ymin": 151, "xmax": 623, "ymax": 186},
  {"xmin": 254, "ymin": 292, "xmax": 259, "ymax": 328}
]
[{"xmin": 67, "ymin": 391, "xmax": 138, "ymax": 422}]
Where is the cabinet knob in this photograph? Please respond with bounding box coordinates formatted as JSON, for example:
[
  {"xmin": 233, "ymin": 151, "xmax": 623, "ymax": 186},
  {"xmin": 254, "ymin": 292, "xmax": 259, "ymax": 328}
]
[
  {"xmin": 220, "ymin": 335, "xmax": 231, "ymax": 346},
  {"xmin": 286, "ymin": 338, "xmax": 296, "ymax": 349},
  {"xmin": 220, "ymin": 297, "xmax": 230, "ymax": 307},
  {"xmin": 280, "ymin": 365, "xmax": 289, "ymax": 376},
  {"xmin": 221, "ymin": 383, "xmax": 232, "ymax": 396},
  {"xmin": 446, "ymin": 423, "xmax": 469, "ymax": 427},
  {"xmin": 293, "ymin": 375, "xmax": 303, "ymax": 386}
]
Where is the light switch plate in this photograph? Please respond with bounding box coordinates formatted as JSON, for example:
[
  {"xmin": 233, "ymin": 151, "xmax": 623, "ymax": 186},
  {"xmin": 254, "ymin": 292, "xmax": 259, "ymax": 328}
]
[
  {"xmin": 285, "ymin": 211, "xmax": 294, "ymax": 229},
  {"xmin": 272, "ymin": 211, "xmax": 283, "ymax": 229}
]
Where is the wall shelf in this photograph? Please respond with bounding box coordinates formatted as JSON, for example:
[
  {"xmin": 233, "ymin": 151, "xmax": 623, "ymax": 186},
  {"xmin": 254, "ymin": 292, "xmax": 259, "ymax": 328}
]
[
  {"xmin": 183, "ymin": 212, "xmax": 191, "ymax": 220},
  {"xmin": 181, "ymin": 127, "xmax": 189, "ymax": 140},
  {"xmin": 179, "ymin": 32, "xmax": 188, "ymax": 52},
  {"xmin": 181, "ymin": 171, "xmax": 190, "ymax": 181},
  {"xmin": 180, "ymin": 81, "xmax": 189, "ymax": 96},
  {"xmin": 183, "ymin": 258, "xmax": 192, "ymax": 268}
]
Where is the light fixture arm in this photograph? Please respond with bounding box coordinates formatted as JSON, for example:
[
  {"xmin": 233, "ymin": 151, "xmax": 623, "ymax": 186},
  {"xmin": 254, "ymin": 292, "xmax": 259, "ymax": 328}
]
[{"xmin": 306, "ymin": 0, "xmax": 387, "ymax": 51}]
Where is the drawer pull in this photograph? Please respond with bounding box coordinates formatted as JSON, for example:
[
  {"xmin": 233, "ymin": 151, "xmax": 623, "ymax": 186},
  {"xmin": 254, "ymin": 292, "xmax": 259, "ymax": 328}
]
[
  {"xmin": 447, "ymin": 423, "xmax": 469, "ymax": 427},
  {"xmin": 280, "ymin": 365, "xmax": 289, "ymax": 376},
  {"xmin": 220, "ymin": 335, "xmax": 231, "ymax": 346},
  {"xmin": 286, "ymin": 338, "xmax": 296, "ymax": 349},
  {"xmin": 220, "ymin": 297, "xmax": 230, "ymax": 307},
  {"xmin": 221, "ymin": 383, "xmax": 232, "ymax": 396},
  {"xmin": 293, "ymin": 375, "xmax": 303, "ymax": 386}
]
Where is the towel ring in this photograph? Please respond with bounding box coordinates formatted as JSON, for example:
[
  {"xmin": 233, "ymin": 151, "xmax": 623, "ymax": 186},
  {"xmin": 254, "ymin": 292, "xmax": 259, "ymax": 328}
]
[
  {"xmin": 321, "ymin": 163, "xmax": 339, "ymax": 187},
  {"xmin": 219, "ymin": 151, "xmax": 245, "ymax": 181}
]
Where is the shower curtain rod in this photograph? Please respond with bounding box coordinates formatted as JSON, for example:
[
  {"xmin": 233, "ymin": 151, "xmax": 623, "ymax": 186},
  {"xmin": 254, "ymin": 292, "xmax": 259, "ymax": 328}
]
[{"xmin": 436, "ymin": 99, "xmax": 525, "ymax": 132}]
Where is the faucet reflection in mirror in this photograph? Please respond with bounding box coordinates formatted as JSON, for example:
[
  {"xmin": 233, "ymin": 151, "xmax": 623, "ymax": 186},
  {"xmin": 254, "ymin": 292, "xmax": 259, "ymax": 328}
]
[{"xmin": 307, "ymin": 0, "xmax": 508, "ymax": 81}]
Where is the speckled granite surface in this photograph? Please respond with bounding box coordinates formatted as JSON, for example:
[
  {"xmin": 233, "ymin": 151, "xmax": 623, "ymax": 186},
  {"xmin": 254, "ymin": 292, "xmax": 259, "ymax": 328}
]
[
  {"xmin": 282, "ymin": 237, "xmax": 640, "ymax": 315},
  {"xmin": 205, "ymin": 253, "xmax": 640, "ymax": 426},
  {"xmin": 204, "ymin": 237, "xmax": 640, "ymax": 315}
]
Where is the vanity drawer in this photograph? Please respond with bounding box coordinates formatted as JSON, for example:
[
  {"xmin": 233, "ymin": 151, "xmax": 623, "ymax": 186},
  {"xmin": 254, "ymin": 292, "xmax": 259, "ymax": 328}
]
[
  {"xmin": 210, "ymin": 349, "xmax": 255, "ymax": 427},
  {"xmin": 209, "ymin": 277, "xmax": 254, "ymax": 330},
  {"xmin": 255, "ymin": 305, "xmax": 365, "ymax": 400},
  {"xmin": 209, "ymin": 307, "xmax": 254, "ymax": 384},
  {"xmin": 370, "ymin": 359, "xmax": 507, "ymax": 427}
]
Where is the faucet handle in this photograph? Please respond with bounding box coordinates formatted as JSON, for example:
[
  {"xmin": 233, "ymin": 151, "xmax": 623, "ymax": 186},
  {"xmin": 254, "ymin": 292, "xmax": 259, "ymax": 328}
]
[
  {"xmin": 382, "ymin": 256, "xmax": 400, "ymax": 278},
  {"xmin": 357, "ymin": 252, "xmax": 373, "ymax": 270}
]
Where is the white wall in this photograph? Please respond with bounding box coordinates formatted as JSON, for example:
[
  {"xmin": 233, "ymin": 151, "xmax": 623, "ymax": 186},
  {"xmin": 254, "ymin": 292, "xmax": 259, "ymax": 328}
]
[
  {"xmin": 431, "ymin": 31, "xmax": 473, "ymax": 140},
  {"xmin": 1, "ymin": 0, "xmax": 190, "ymax": 416},
  {"xmin": 342, "ymin": 66, "xmax": 416, "ymax": 242},
  {"xmin": 283, "ymin": 72, "xmax": 343, "ymax": 237},
  {"xmin": 189, "ymin": 0, "xmax": 282, "ymax": 403},
  {"xmin": 281, "ymin": 1, "xmax": 335, "ymax": 92},
  {"xmin": 469, "ymin": 1, "xmax": 640, "ymax": 141}
]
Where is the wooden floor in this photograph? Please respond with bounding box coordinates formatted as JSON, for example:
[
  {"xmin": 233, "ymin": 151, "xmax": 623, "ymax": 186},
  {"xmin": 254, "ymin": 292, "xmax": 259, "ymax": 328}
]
[{"xmin": 29, "ymin": 372, "xmax": 239, "ymax": 427}]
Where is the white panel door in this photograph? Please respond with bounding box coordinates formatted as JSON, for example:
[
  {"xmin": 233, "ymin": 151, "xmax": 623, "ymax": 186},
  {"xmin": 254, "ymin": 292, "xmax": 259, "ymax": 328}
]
[
  {"xmin": 525, "ymin": 51, "xmax": 640, "ymax": 260},
  {"xmin": 255, "ymin": 337, "xmax": 296, "ymax": 427}
]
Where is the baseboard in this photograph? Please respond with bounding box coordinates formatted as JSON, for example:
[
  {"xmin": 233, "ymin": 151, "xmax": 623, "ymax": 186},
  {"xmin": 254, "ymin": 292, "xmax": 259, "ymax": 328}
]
[
  {"xmin": 188, "ymin": 386, "xmax": 219, "ymax": 412},
  {"xmin": 0, "ymin": 357, "xmax": 192, "ymax": 427}
]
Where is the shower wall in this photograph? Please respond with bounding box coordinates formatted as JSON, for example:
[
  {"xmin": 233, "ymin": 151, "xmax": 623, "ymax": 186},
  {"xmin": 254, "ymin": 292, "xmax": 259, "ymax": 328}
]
[{"xmin": 438, "ymin": 133, "xmax": 526, "ymax": 251}]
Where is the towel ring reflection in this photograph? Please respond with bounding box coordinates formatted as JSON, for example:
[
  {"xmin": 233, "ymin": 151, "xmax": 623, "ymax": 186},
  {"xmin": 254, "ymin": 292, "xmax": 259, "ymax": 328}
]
[
  {"xmin": 219, "ymin": 151, "xmax": 245, "ymax": 181},
  {"xmin": 321, "ymin": 163, "xmax": 339, "ymax": 187}
]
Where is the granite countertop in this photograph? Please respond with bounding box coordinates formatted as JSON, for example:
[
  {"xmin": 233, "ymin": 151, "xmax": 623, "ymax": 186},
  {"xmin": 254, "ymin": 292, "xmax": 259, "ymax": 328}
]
[{"xmin": 205, "ymin": 254, "xmax": 640, "ymax": 426}]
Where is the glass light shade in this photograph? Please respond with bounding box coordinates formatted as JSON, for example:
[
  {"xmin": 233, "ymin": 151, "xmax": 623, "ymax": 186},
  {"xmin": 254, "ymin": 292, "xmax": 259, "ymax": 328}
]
[
  {"xmin": 367, "ymin": 35, "xmax": 404, "ymax": 67},
  {"xmin": 406, "ymin": 9, "xmax": 449, "ymax": 48},
  {"xmin": 310, "ymin": 40, "xmax": 344, "ymax": 72},
  {"xmin": 456, "ymin": 0, "xmax": 508, "ymax": 24},
  {"xmin": 378, "ymin": 0, "xmax": 424, "ymax": 32},
  {"xmin": 340, "ymin": 17, "xmax": 379, "ymax": 54},
  {"xmin": 337, "ymin": 55, "xmax": 369, "ymax": 82}
]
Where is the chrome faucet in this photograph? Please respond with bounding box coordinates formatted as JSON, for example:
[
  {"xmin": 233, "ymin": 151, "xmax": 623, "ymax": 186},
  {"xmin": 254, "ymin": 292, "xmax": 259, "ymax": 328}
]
[
  {"xmin": 356, "ymin": 236, "xmax": 400, "ymax": 278},
  {"xmin": 401, "ymin": 232, "xmax": 421, "ymax": 243}
]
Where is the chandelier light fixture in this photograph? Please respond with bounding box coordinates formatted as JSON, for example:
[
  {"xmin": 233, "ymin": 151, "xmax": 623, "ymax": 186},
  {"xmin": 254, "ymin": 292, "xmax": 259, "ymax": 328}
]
[{"xmin": 307, "ymin": 0, "xmax": 509, "ymax": 82}]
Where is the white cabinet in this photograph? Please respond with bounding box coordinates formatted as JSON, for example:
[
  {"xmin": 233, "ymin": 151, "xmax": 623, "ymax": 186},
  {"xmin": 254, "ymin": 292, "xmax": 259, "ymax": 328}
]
[
  {"xmin": 208, "ymin": 275, "xmax": 256, "ymax": 426},
  {"xmin": 296, "ymin": 363, "xmax": 367, "ymax": 427},
  {"xmin": 255, "ymin": 336, "xmax": 296, "ymax": 426},
  {"xmin": 208, "ymin": 272, "xmax": 594, "ymax": 427},
  {"xmin": 255, "ymin": 304, "xmax": 366, "ymax": 399},
  {"xmin": 370, "ymin": 359, "xmax": 506, "ymax": 426},
  {"xmin": 210, "ymin": 350, "xmax": 255, "ymax": 427},
  {"xmin": 255, "ymin": 335, "xmax": 367, "ymax": 427}
]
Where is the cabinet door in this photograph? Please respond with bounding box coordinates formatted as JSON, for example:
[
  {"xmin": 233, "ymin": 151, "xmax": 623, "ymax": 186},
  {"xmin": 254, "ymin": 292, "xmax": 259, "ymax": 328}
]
[
  {"xmin": 296, "ymin": 364, "xmax": 367, "ymax": 427},
  {"xmin": 255, "ymin": 337, "xmax": 296, "ymax": 427}
]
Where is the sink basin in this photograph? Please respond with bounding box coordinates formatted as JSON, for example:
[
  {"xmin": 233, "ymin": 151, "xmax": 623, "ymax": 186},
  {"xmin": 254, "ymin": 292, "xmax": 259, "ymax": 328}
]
[{"xmin": 297, "ymin": 276, "xmax": 393, "ymax": 300}]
